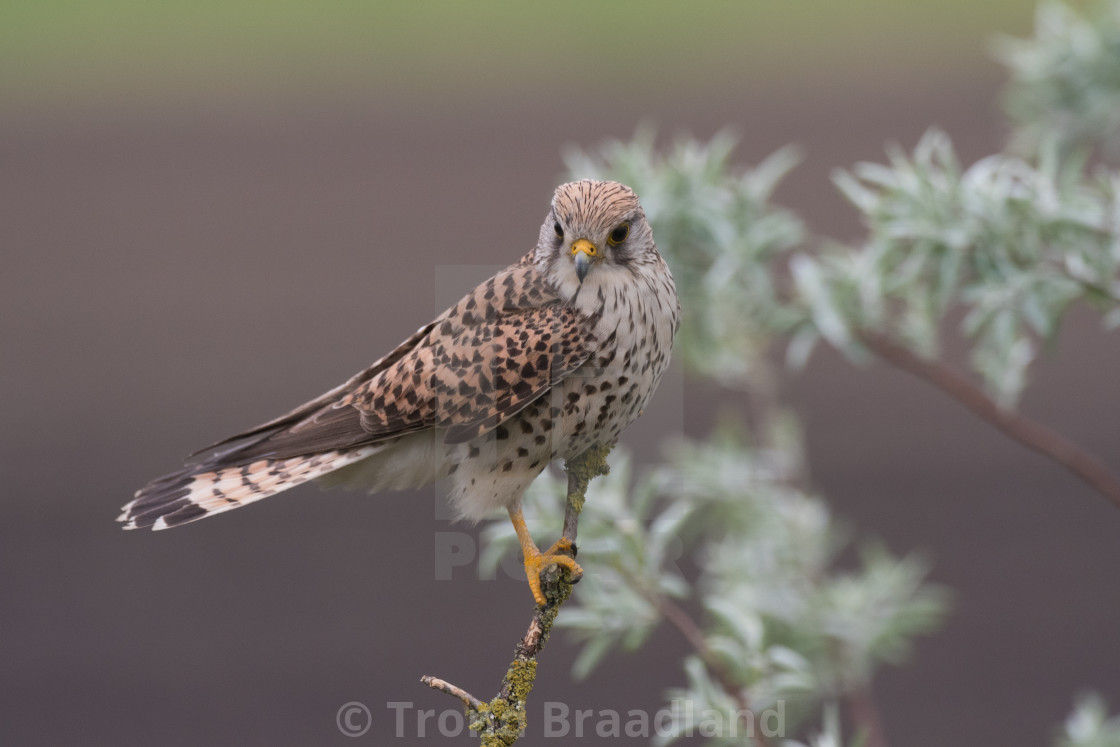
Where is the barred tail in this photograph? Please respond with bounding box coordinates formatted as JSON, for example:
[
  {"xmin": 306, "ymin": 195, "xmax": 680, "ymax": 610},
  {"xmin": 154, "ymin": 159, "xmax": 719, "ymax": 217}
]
[{"xmin": 119, "ymin": 447, "xmax": 377, "ymax": 530}]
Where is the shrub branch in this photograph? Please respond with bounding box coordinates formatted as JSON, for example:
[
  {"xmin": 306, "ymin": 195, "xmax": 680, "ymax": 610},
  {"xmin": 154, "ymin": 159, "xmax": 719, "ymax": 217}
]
[
  {"xmin": 861, "ymin": 331, "xmax": 1120, "ymax": 511},
  {"xmin": 421, "ymin": 444, "xmax": 612, "ymax": 746}
]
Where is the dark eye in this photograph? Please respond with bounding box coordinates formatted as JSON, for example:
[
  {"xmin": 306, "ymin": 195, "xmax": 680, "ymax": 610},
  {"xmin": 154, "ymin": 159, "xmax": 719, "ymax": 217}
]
[
  {"xmin": 553, "ymin": 222, "xmax": 564, "ymax": 239},
  {"xmin": 608, "ymin": 223, "xmax": 630, "ymax": 245}
]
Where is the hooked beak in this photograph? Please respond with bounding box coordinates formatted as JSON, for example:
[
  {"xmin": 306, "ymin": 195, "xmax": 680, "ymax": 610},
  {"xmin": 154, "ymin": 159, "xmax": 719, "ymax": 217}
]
[{"xmin": 571, "ymin": 238, "xmax": 596, "ymax": 283}]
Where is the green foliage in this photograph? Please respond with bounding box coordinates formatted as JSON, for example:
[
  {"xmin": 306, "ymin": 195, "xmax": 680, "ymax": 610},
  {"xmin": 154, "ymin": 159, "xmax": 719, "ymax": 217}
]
[
  {"xmin": 827, "ymin": 129, "xmax": 1120, "ymax": 405},
  {"xmin": 995, "ymin": 1, "xmax": 1120, "ymax": 157},
  {"xmin": 1057, "ymin": 694, "xmax": 1120, "ymax": 747},
  {"xmin": 482, "ymin": 431, "xmax": 950, "ymax": 743},
  {"xmin": 654, "ymin": 435, "xmax": 948, "ymax": 742}
]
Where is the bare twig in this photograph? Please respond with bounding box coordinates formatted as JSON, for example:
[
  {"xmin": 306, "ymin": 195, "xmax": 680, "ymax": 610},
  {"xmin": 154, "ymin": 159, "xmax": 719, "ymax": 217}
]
[
  {"xmin": 420, "ymin": 676, "xmax": 485, "ymax": 711},
  {"xmin": 421, "ymin": 443, "xmax": 613, "ymax": 746},
  {"xmin": 860, "ymin": 331, "xmax": 1120, "ymax": 512}
]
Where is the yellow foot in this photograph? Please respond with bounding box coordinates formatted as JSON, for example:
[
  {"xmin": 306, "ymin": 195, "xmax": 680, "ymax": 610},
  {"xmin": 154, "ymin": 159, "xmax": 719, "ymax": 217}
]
[
  {"xmin": 507, "ymin": 505, "xmax": 583, "ymax": 606},
  {"xmin": 522, "ymin": 542, "xmax": 583, "ymax": 607}
]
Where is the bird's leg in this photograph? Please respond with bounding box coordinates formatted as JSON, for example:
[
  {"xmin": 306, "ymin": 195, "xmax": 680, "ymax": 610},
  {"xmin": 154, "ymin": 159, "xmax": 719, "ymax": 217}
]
[{"xmin": 507, "ymin": 504, "xmax": 583, "ymax": 607}]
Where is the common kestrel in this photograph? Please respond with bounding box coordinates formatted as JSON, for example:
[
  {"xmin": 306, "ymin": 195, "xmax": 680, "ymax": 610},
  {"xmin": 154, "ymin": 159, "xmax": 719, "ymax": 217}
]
[{"xmin": 120, "ymin": 180, "xmax": 681, "ymax": 605}]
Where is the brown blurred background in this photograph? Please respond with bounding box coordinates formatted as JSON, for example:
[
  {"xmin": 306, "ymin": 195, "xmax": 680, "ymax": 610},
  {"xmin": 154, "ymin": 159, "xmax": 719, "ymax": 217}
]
[{"xmin": 3, "ymin": 1, "xmax": 1119, "ymax": 744}]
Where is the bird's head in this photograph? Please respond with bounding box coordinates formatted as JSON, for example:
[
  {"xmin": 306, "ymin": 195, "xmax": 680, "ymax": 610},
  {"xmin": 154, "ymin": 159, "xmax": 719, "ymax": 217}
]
[{"xmin": 535, "ymin": 180, "xmax": 656, "ymax": 289}]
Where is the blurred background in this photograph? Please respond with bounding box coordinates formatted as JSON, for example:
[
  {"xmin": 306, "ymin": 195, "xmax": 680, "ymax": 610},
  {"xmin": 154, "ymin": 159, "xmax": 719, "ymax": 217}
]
[{"xmin": 3, "ymin": 1, "xmax": 1119, "ymax": 744}]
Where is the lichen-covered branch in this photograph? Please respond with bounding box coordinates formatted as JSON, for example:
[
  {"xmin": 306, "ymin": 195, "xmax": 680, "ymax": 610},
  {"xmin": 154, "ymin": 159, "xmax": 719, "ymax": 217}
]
[{"xmin": 421, "ymin": 443, "xmax": 613, "ymax": 746}]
